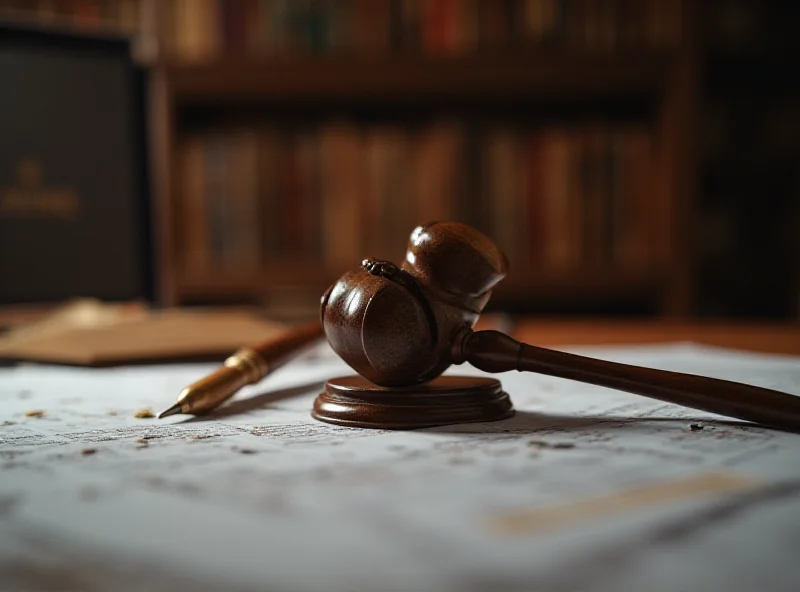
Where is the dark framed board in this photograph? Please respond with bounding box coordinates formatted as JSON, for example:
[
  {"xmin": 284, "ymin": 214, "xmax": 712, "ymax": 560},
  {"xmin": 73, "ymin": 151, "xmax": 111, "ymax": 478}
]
[{"xmin": 0, "ymin": 24, "xmax": 151, "ymax": 304}]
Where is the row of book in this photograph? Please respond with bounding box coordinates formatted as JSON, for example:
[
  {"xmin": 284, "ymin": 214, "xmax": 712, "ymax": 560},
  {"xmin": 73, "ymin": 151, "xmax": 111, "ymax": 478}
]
[
  {"xmin": 0, "ymin": 0, "xmax": 140, "ymax": 34},
  {"xmin": 176, "ymin": 121, "xmax": 657, "ymax": 277},
  {"xmin": 168, "ymin": 0, "xmax": 682, "ymax": 61}
]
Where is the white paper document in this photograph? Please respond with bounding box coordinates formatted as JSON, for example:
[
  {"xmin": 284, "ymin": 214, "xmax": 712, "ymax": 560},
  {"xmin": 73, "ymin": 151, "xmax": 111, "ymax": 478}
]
[{"xmin": 1, "ymin": 342, "xmax": 799, "ymax": 591}]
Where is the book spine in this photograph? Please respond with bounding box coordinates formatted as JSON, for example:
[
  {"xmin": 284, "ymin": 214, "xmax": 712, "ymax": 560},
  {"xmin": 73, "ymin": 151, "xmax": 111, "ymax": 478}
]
[
  {"xmin": 204, "ymin": 130, "xmax": 226, "ymax": 269},
  {"xmin": 487, "ymin": 126, "xmax": 521, "ymax": 267},
  {"xmin": 225, "ymin": 127, "xmax": 261, "ymax": 271},
  {"xmin": 320, "ymin": 122, "xmax": 363, "ymax": 271},
  {"xmin": 414, "ymin": 121, "xmax": 460, "ymax": 227},
  {"xmin": 525, "ymin": 131, "xmax": 546, "ymax": 266},
  {"xmin": 541, "ymin": 129, "xmax": 574, "ymax": 270},
  {"xmin": 258, "ymin": 126, "xmax": 281, "ymax": 261},
  {"xmin": 178, "ymin": 134, "xmax": 211, "ymax": 273},
  {"xmin": 581, "ymin": 125, "xmax": 606, "ymax": 267}
]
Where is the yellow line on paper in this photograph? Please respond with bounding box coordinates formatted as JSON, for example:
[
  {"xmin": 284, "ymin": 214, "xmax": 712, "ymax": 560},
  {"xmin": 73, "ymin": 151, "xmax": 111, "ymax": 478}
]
[{"xmin": 486, "ymin": 472, "xmax": 760, "ymax": 536}]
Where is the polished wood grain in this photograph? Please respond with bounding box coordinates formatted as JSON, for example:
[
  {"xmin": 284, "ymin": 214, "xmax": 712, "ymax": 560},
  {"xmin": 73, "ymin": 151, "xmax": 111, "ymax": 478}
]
[
  {"xmin": 317, "ymin": 222, "xmax": 513, "ymax": 427},
  {"xmin": 313, "ymin": 375, "xmax": 513, "ymax": 429},
  {"xmin": 458, "ymin": 329, "xmax": 800, "ymax": 432},
  {"xmin": 319, "ymin": 221, "xmax": 800, "ymax": 431},
  {"xmin": 320, "ymin": 222, "xmax": 507, "ymax": 387}
]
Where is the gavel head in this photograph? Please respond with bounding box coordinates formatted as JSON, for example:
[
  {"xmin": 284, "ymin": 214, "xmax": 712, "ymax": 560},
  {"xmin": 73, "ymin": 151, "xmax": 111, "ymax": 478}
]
[{"xmin": 320, "ymin": 222, "xmax": 508, "ymax": 387}]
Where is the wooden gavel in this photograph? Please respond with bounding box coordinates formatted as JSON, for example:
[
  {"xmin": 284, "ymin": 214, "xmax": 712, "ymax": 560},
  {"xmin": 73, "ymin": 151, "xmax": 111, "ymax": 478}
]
[{"xmin": 319, "ymin": 221, "xmax": 800, "ymax": 431}]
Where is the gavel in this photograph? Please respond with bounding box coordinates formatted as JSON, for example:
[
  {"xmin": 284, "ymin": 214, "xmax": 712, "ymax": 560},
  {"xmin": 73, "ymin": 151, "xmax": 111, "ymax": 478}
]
[{"xmin": 316, "ymin": 221, "xmax": 800, "ymax": 431}]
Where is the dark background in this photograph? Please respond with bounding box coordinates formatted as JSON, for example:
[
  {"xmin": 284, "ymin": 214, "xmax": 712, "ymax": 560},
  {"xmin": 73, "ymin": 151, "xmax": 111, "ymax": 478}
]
[{"xmin": 0, "ymin": 0, "xmax": 797, "ymax": 320}]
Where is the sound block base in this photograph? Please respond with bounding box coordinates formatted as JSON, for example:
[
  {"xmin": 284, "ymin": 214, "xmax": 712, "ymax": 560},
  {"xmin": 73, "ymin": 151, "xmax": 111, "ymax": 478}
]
[{"xmin": 312, "ymin": 375, "xmax": 514, "ymax": 429}]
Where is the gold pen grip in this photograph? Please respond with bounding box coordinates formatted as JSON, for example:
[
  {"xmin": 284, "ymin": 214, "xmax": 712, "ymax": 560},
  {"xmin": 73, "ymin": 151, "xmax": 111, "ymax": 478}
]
[
  {"xmin": 176, "ymin": 350, "xmax": 267, "ymax": 414},
  {"xmin": 224, "ymin": 347, "xmax": 269, "ymax": 384},
  {"xmin": 161, "ymin": 322, "xmax": 324, "ymax": 418}
]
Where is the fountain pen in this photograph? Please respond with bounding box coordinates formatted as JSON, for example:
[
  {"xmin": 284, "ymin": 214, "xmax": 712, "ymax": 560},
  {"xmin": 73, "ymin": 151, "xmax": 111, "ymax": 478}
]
[{"xmin": 158, "ymin": 321, "xmax": 324, "ymax": 418}]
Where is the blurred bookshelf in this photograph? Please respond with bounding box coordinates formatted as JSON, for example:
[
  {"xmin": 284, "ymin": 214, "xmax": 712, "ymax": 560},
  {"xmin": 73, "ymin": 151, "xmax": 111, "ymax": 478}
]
[
  {"xmin": 153, "ymin": 0, "xmax": 697, "ymax": 317},
  {"xmin": 0, "ymin": 1, "xmax": 140, "ymax": 36},
  {"xmin": 694, "ymin": 0, "xmax": 800, "ymax": 319},
  {"xmin": 1, "ymin": 0, "xmax": 698, "ymax": 317}
]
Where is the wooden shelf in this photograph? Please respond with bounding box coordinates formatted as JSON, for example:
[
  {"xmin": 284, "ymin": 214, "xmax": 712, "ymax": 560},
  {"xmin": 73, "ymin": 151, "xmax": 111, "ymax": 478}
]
[
  {"xmin": 168, "ymin": 53, "xmax": 672, "ymax": 104},
  {"xmin": 175, "ymin": 266, "xmax": 664, "ymax": 306},
  {"xmin": 177, "ymin": 263, "xmax": 337, "ymax": 299},
  {"xmin": 492, "ymin": 269, "xmax": 664, "ymax": 304},
  {"xmin": 0, "ymin": 12, "xmax": 136, "ymax": 41}
]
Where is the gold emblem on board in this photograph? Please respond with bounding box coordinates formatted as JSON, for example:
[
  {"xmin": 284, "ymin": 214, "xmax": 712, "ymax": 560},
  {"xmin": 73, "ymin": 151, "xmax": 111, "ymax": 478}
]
[{"xmin": 0, "ymin": 159, "xmax": 80, "ymax": 220}]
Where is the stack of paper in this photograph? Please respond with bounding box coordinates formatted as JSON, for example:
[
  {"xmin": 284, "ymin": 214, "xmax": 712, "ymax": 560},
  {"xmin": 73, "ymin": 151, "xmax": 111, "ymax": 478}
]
[{"xmin": 1, "ymin": 343, "xmax": 799, "ymax": 591}]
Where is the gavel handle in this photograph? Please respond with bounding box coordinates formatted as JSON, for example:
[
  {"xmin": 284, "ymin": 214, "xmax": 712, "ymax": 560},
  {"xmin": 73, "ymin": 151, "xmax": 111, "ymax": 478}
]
[{"xmin": 458, "ymin": 330, "xmax": 800, "ymax": 431}]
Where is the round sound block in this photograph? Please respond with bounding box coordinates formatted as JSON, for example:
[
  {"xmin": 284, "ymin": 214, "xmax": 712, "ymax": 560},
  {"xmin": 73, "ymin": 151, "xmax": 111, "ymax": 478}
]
[{"xmin": 311, "ymin": 375, "xmax": 514, "ymax": 429}]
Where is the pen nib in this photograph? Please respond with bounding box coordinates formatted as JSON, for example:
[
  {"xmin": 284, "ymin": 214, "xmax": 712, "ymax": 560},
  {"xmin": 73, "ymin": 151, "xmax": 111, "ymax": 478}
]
[{"xmin": 157, "ymin": 403, "xmax": 184, "ymax": 419}]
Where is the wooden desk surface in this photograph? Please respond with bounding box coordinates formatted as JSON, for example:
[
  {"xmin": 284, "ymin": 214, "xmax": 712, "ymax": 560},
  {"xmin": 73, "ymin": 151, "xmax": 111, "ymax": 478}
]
[
  {"xmin": 2, "ymin": 304, "xmax": 799, "ymax": 358},
  {"xmin": 512, "ymin": 319, "xmax": 800, "ymax": 356}
]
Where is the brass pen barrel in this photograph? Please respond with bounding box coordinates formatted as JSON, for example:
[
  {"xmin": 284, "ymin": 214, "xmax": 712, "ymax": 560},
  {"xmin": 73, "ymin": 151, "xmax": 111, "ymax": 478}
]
[{"xmin": 158, "ymin": 321, "xmax": 324, "ymax": 418}]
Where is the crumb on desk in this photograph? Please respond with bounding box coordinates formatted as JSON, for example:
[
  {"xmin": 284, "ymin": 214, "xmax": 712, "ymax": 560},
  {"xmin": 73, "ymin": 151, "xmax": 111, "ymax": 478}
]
[
  {"xmin": 133, "ymin": 408, "xmax": 155, "ymax": 419},
  {"xmin": 527, "ymin": 439, "xmax": 575, "ymax": 450},
  {"xmin": 232, "ymin": 446, "xmax": 257, "ymax": 454},
  {"xmin": 24, "ymin": 410, "xmax": 45, "ymax": 418}
]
